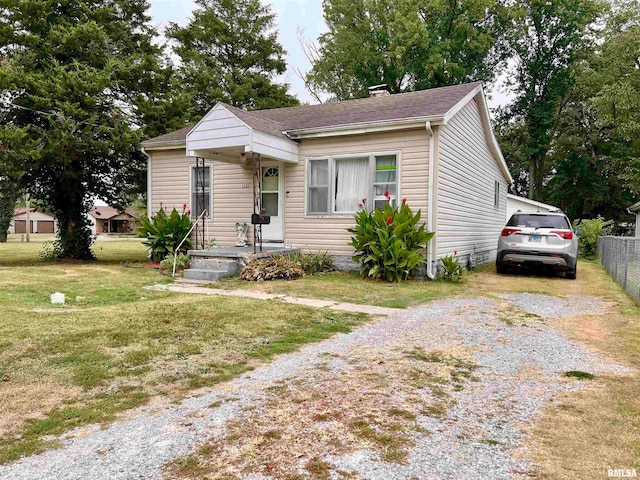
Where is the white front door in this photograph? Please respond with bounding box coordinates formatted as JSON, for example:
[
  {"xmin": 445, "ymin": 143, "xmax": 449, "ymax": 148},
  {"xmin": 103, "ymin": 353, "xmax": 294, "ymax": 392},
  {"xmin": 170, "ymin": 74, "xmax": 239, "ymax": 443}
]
[{"xmin": 260, "ymin": 164, "xmax": 284, "ymax": 242}]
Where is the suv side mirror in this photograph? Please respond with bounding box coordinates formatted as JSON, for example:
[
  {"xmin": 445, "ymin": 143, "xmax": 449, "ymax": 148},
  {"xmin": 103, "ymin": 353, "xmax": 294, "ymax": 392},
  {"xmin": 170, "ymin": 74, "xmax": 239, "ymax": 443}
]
[{"xmin": 575, "ymin": 229, "xmax": 582, "ymax": 236}]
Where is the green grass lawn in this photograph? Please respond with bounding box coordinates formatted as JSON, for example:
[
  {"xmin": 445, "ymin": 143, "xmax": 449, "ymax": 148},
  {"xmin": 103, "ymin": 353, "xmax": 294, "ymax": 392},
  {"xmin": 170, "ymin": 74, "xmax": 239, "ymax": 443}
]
[
  {"xmin": 0, "ymin": 241, "xmax": 366, "ymax": 464},
  {"xmin": 214, "ymin": 271, "xmax": 469, "ymax": 308}
]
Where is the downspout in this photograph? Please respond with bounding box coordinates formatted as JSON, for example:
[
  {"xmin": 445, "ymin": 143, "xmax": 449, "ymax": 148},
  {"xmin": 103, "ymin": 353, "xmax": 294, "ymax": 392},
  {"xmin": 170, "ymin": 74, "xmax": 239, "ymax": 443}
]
[
  {"xmin": 425, "ymin": 121, "xmax": 437, "ymax": 279},
  {"xmin": 141, "ymin": 146, "xmax": 152, "ymax": 219}
]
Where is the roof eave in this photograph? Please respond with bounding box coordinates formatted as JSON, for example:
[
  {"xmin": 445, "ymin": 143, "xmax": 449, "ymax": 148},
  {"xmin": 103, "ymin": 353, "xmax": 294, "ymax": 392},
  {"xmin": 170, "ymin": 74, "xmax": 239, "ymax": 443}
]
[
  {"xmin": 627, "ymin": 201, "xmax": 640, "ymax": 214},
  {"xmin": 507, "ymin": 193, "xmax": 557, "ymax": 210},
  {"xmin": 140, "ymin": 140, "xmax": 186, "ymax": 151},
  {"xmin": 466, "ymin": 87, "xmax": 514, "ymax": 184},
  {"xmin": 285, "ymin": 115, "xmax": 445, "ymax": 139}
]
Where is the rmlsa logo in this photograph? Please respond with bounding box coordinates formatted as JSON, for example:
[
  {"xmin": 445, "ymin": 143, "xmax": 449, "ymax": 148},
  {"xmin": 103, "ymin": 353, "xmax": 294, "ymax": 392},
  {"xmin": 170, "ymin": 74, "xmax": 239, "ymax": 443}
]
[{"xmin": 608, "ymin": 468, "xmax": 638, "ymax": 478}]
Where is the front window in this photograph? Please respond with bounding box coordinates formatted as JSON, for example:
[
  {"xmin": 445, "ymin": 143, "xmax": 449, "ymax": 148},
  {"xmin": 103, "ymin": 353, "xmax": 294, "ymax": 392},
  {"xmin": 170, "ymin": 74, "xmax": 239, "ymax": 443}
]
[
  {"xmin": 334, "ymin": 156, "xmax": 369, "ymax": 213},
  {"xmin": 374, "ymin": 155, "xmax": 397, "ymax": 210},
  {"xmin": 308, "ymin": 159, "xmax": 329, "ymax": 214},
  {"xmin": 307, "ymin": 153, "xmax": 398, "ymax": 215},
  {"xmin": 191, "ymin": 165, "xmax": 212, "ymax": 219}
]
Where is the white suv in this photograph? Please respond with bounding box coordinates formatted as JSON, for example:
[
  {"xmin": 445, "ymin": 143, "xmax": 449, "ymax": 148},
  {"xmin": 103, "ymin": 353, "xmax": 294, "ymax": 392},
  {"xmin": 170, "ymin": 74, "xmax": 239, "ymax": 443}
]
[{"xmin": 496, "ymin": 212, "xmax": 579, "ymax": 279}]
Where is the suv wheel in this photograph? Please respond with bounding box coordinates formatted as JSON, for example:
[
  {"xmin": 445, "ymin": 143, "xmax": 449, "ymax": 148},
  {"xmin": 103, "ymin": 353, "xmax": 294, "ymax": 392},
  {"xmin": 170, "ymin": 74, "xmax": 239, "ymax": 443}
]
[
  {"xmin": 496, "ymin": 263, "xmax": 508, "ymax": 274},
  {"xmin": 566, "ymin": 266, "xmax": 577, "ymax": 280}
]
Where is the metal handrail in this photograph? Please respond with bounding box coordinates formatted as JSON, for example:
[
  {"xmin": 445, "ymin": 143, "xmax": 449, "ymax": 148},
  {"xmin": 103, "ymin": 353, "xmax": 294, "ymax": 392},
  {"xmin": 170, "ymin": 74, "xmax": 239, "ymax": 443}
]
[{"xmin": 172, "ymin": 209, "xmax": 207, "ymax": 277}]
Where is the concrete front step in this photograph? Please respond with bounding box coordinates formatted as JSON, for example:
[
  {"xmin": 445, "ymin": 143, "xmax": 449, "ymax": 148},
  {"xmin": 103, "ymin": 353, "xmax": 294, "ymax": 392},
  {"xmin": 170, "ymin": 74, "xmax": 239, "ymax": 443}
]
[
  {"xmin": 183, "ymin": 268, "xmax": 234, "ymax": 282},
  {"xmin": 174, "ymin": 277, "xmax": 216, "ymax": 286},
  {"xmin": 191, "ymin": 258, "xmax": 241, "ymax": 274}
]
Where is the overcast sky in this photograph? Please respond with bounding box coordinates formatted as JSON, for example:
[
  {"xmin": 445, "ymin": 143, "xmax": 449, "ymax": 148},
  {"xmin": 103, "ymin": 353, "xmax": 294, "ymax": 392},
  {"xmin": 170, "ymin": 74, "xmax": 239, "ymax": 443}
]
[{"xmin": 148, "ymin": 0, "xmax": 512, "ymax": 109}]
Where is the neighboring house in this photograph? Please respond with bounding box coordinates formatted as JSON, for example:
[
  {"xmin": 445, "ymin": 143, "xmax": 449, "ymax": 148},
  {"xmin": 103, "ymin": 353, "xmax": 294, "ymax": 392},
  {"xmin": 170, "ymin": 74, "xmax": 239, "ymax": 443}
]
[
  {"xmin": 628, "ymin": 201, "xmax": 640, "ymax": 237},
  {"xmin": 8, "ymin": 208, "xmax": 57, "ymax": 234},
  {"xmin": 142, "ymin": 82, "xmax": 513, "ymax": 275},
  {"xmin": 88, "ymin": 206, "xmax": 139, "ymax": 235},
  {"xmin": 506, "ymin": 193, "xmax": 559, "ymax": 221}
]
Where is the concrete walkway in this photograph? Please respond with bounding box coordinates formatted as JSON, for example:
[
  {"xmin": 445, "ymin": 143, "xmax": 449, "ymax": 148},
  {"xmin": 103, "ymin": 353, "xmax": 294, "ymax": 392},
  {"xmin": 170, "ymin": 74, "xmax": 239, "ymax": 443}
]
[{"xmin": 147, "ymin": 283, "xmax": 398, "ymax": 316}]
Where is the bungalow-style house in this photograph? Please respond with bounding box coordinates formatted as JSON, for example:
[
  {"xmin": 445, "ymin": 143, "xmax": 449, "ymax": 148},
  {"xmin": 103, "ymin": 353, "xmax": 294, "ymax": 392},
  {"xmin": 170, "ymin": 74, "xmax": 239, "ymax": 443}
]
[
  {"xmin": 142, "ymin": 82, "xmax": 513, "ymax": 276},
  {"xmin": 506, "ymin": 193, "xmax": 559, "ymax": 221},
  {"xmin": 8, "ymin": 208, "xmax": 57, "ymax": 234},
  {"xmin": 88, "ymin": 206, "xmax": 138, "ymax": 235}
]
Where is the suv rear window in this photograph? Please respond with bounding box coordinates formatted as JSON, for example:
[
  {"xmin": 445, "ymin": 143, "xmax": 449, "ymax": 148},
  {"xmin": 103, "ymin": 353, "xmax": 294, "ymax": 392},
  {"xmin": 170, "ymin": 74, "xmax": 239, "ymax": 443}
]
[{"xmin": 507, "ymin": 214, "xmax": 570, "ymax": 229}]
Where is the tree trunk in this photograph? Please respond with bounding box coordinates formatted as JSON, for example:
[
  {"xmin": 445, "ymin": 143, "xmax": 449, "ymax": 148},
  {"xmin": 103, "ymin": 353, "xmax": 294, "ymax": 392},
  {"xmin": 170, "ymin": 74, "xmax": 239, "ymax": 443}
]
[
  {"xmin": 52, "ymin": 174, "xmax": 95, "ymax": 260},
  {"xmin": 528, "ymin": 161, "xmax": 536, "ymax": 199},
  {"xmin": 528, "ymin": 154, "xmax": 545, "ymax": 201},
  {"xmin": 534, "ymin": 156, "xmax": 545, "ymax": 202}
]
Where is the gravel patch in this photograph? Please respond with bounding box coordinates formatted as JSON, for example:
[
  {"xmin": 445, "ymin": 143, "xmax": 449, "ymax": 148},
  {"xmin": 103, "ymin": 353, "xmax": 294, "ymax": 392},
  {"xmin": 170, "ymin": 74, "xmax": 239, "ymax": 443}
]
[
  {"xmin": 0, "ymin": 294, "xmax": 630, "ymax": 480},
  {"xmin": 496, "ymin": 293, "xmax": 609, "ymax": 318}
]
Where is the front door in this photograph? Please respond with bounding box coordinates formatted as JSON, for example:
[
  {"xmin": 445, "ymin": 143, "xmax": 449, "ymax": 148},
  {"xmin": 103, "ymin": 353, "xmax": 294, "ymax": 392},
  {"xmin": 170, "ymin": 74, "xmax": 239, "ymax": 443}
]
[{"xmin": 260, "ymin": 164, "xmax": 284, "ymax": 242}]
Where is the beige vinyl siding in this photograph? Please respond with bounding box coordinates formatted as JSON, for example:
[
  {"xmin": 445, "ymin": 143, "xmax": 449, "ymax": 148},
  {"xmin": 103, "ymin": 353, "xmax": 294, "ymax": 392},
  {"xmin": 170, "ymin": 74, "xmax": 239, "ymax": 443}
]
[
  {"xmin": 150, "ymin": 148, "xmax": 254, "ymax": 246},
  {"xmin": 437, "ymin": 99, "xmax": 507, "ymax": 261},
  {"xmin": 285, "ymin": 129, "xmax": 430, "ymax": 255},
  {"xmin": 186, "ymin": 106, "xmax": 251, "ymax": 152}
]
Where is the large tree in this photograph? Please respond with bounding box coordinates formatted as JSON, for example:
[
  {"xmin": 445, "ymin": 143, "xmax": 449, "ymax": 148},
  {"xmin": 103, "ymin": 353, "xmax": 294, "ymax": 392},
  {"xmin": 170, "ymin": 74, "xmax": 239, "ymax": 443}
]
[
  {"xmin": 167, "ymin": 0, "xmax": 299, "ymax": 119},
  {"xmin": 0, "ymin": 0, "xmax": 180, "ymax": 258},
  {"xmin": 544, "ymin": 0, "xmax": 640, "ymax": 220},
  {"xmin": 0, "ymin": 125, "xmax": 31, "ymax": 242},
  {"xmin": 544, "ymin": 92, "xmax": 636, "ymax": 222},
  {"xmin": 588, "ymin": 0, "xmax": 640, "ymax": 192},
  {"xmin": 502, "ymin": 0, "xmax": 601, "ymax": 200},
  {"xmin": 306, "ymin": 0, "xmax": 508, "ymax": 100}
]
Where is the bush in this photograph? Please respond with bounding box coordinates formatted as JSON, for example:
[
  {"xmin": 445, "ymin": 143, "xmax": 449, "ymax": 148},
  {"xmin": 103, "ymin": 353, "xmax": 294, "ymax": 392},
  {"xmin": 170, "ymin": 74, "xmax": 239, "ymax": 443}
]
[
  {"xmin": 39, "ymin": 241, "xmax": 64, "ymax": 261},
  {"xmin": 276, "ymin": 251, "xmax": 335, "ymax": 275},
  {"xmin": 572, "ymin": 216, "xmax": 614, "ymax": 259},
  {"xmin": 348, "ymin": 199, "xmax": 434, "ymax": 282},
  {"xmin": 137, "ymin": 205, "xmax": 192, "ymax": 261},
  {"xmin": 440, "ymin": 252, "xmax": 463, "ymax": 282},
  {"xmin": 159, "ymin": 253, "xmax": 191, "ymax": 273},
  {"xmin": 240, "ymin": 256, "xmax": 305, "ymax": 281}
]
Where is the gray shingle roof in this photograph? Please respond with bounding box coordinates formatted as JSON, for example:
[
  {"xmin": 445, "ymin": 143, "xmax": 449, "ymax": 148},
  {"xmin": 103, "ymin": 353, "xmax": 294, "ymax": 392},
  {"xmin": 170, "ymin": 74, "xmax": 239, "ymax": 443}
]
[
  {"xmin": 143, "ymin": 82, "xmax": 481, "ymax": 145},
  {"xmin": 142, "ymin": 125, "xmax": 194, "ymax": 146},
  {"xmin": 259, "ymin": 82, "xmax": 480, "ymax": 132}
]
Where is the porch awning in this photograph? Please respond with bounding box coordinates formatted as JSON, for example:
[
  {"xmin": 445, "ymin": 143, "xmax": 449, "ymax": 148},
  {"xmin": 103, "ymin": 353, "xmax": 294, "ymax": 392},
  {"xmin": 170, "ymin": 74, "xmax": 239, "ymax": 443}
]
[{"xmin": 185, "ymin": 103, "xmax": 299, "ymax": 164}]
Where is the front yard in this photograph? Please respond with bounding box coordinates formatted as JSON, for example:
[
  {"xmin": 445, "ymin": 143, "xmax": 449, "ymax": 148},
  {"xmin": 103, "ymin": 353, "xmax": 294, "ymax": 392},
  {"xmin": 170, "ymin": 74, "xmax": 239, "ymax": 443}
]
[
  {"xmin": 1, "ymin": 241, "xmax": 639, "ymax": 478},
  {"xmin": 0, "ymin": 241, "xmax": 366, "ymax": 463},
  {"xmin": 213, "ymin": 271, "xmax": 469, "ymax": 308}
]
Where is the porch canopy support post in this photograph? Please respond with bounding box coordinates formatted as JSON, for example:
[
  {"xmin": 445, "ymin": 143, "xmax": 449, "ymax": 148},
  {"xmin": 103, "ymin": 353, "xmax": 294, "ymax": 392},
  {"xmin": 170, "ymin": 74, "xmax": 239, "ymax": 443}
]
[
  {"xmin": 252, "ymin": 152, "xmax": 262, "ymax": 254},
  {"xmin": 194, "ymin": 156, "xmax": 206, "ymax": 250}
]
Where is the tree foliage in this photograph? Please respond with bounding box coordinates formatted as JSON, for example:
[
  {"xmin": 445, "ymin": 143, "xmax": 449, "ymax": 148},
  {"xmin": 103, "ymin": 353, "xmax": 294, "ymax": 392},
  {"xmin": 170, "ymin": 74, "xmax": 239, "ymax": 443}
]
[
  {"xmin": 0, "ymin": 125, "xmax": 31, "ymax": 242},
  {"xmin": 501, "ymin": 0, "xmax": 602, "ymax": 200},
  {"xmin": 167, "ymin": 0, "xmax": 299, "ymax": 119},
  {"xmin": 0, "ymin": 0, "xmax": 181, "ymax": 258},
  {"xmin": 497, "ymin": 0, "xmax": 640, "ymax": 222},
  {"xmin": 306, "ymin": 0, "xmax": 508, "ymax": 100}
]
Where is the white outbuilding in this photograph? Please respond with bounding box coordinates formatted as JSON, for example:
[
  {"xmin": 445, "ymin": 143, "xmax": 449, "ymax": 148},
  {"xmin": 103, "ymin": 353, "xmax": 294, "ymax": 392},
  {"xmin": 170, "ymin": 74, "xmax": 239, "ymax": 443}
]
[{"xmin": 506, "ymin": 194, "xmax": 559, "ymax": 222}]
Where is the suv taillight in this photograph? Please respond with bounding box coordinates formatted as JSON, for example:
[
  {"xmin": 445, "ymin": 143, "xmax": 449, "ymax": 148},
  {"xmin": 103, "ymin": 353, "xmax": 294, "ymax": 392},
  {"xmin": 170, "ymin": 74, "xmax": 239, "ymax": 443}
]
[
  {"xmin": 550, "ymin": 230, "xmax": 573, "ymax": 240},
  {"xmin": 501, "ymin": 228, "xmax": 521, "ymax": 236}
]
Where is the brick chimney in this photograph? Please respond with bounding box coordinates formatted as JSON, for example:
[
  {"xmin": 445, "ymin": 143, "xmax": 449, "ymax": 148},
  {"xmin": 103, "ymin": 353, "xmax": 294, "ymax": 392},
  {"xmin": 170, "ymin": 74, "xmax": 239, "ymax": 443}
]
[{"xmin": 368, "ymin": 84, "xmax": 391, "ymax": 98}]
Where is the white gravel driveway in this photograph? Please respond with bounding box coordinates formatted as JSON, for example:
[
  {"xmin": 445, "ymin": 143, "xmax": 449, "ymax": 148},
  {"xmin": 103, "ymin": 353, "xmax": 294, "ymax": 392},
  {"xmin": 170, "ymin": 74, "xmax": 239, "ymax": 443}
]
[{"xmin": 0, "ymin": 294, "xmax": 630, "ymax": 480}]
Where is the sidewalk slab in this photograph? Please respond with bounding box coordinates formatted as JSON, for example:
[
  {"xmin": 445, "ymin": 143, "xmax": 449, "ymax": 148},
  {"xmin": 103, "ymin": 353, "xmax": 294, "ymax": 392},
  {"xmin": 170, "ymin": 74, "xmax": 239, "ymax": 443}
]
[{"xmin": 149, "ymin": 284, "xmax": 399, "ymax": 315}]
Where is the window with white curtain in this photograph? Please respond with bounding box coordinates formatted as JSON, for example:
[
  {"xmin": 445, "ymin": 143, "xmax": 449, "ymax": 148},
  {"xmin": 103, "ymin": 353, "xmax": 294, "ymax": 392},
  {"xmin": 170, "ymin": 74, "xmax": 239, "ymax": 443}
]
[
  {"xmin": 334, "ymin": 157, "xmax": 369, "ymax": 213},
  {"xmin": 306, "ymin": 153, "xmax": 398, "ymax": 215}
]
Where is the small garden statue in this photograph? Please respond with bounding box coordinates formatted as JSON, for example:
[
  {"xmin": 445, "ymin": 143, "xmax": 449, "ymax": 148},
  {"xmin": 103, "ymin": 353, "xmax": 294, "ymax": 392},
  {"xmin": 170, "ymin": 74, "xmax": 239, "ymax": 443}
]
[{"xmin": 235, "ymin": 222, "xmax": 249, "ymax": 246}]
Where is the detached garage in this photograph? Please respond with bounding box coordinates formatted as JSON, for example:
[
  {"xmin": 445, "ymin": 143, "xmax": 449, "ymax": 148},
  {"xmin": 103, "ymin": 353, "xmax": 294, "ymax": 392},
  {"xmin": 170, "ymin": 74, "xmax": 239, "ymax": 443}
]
[
  {"xmin": 506, "ymin": 194, "xmax": 559, "ymax": 221},
  {"xmin": 9, "ymin": 209, "xmax": 57, "ymax": 234}
]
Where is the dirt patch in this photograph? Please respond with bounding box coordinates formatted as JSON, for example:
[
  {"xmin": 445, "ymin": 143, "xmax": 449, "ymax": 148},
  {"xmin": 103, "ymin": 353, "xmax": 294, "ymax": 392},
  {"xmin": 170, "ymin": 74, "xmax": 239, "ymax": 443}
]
[
  {"xmin": 165, "ymin": 345, "xmax": 478, "ymax": 479},
  {"xmin": 0, "ymin": 381, "xmax": 82, "ymax": 436},
  {"xmin": 0, "ymin": 340, "xmax": 42, "ymax": 359}
]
